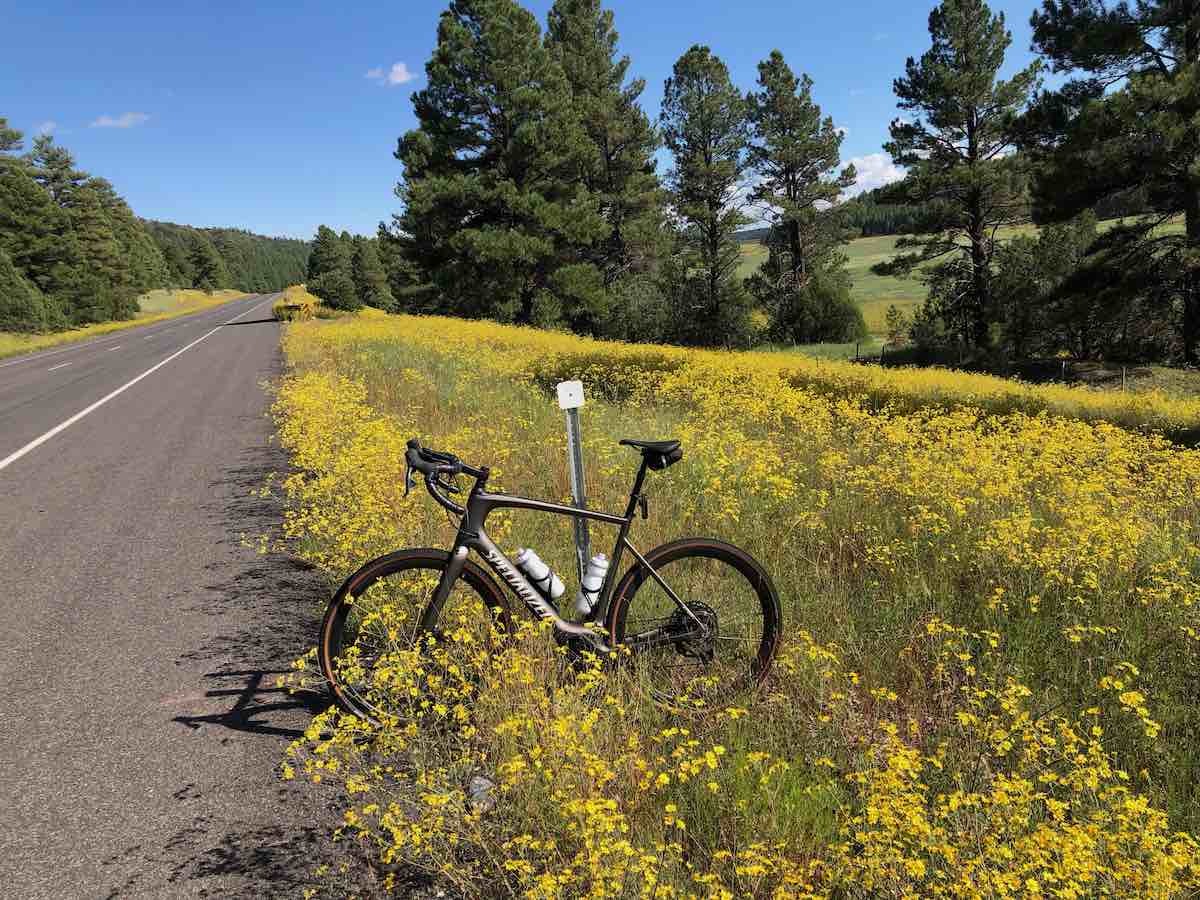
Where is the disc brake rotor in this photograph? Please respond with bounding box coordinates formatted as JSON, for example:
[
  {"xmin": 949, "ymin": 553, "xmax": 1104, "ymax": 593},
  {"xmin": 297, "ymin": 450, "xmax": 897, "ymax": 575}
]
[{"xmin": 668, "ymin": 601, "xmax": 719, "ymax": 661}]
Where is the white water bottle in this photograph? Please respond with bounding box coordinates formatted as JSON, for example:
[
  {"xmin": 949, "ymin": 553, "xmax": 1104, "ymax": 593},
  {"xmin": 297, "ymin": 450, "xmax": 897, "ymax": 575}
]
[
  {"xmin": 514, "ymin": 547, "xmax": 565, "ymax": 601},
  {"xmin": 574, "ymin": 553, "xmax": 610, "ymax": 616}
]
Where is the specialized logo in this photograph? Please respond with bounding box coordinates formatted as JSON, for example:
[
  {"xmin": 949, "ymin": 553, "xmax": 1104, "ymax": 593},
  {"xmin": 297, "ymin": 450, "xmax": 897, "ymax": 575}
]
[{"xmin": 483, "ymin": 548, "xmax": 556, "ymax": 620}]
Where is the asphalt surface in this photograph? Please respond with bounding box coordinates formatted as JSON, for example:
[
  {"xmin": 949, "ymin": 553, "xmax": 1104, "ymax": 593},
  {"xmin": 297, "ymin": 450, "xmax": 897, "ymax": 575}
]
[{"xmin": 0, "ymin": 295, "xmax": 332, "ymax": 897}]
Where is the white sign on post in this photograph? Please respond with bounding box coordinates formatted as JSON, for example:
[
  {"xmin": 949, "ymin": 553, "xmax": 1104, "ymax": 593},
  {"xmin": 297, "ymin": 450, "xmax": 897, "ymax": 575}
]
[
  {"xmin": 556, "ymin": 380, "xmax": 589, "ymax": 580},
  {"xmin": 556, "ymin": 380, "xmax": 585, "ymax": 410}
]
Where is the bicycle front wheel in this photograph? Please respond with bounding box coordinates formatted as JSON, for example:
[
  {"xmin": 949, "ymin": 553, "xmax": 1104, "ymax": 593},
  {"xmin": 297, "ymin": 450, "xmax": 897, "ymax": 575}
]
[
  {"xmin": 318, "ymin": 548, "xmax": 511, "ymax": 721},
  {"xmin": 607, "ymin": 538, "xmax": 781, "ymax": 706}
]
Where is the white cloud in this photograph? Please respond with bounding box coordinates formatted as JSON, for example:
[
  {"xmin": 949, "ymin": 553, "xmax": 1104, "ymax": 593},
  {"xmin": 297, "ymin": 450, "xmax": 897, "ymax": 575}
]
[
  {"xmin": 366, "ymin": 62, "xmax": 415, "ymax": 86},
  {"xmin": 843, "ymin": 152, "xmax": 905, "ymax": 197},
  {"xmin": 35, "ymin": 121, "xmax": 56, "ymax": 135},
  {"xmin": 90, "ymin": 112, "xmax": 149, "ymax": 129}
]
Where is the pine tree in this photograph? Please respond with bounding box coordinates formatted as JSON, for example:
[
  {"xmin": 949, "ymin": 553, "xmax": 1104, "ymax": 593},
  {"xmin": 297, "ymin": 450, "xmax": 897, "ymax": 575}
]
[
  {"xmin": 396, "ymin": 0, "xmax": 607, "ymax": 327},
  {"xmin": 145, "ymin": 221, "xmax": 308, "ymax": 292},
  {"xmin": 306, "ymin": 224, "xmax": 359, "ymax": 308},
  {"xmin": 307, "ymin": 224, "xmax": 352, "ymax": 281},
  {"xmin": 0, "ymin": 117, "xmax": 22, "ymax": 153},
  {"xmin": 27, "ymin": 135, "xmax": 86, "ymax": 206},
  {"xmin": 351, "ymin": 238, "xmax": 394, "ymax": 311},
  {"xmin": 660, "ymin": 45, "xmax": 752, "ymax": 346},
  {"xmin": 0, "ymin": 150, "xmax": 72, "ymax": 297},
  {"xmin": 376, "ymin": 225, "xmax": 421, "ymax": 308},
  {"xmin": 746, "ymin": 51, "xmax": 856, "ymax": 341},
  {"xmin": 0, "ymin": 245, "xmax": 59, "ymax": 331},
  {"xmin": 1, "ymin": 123, "xmax": 84, "ymax": 321},
  {"xmin": 310, "ymin": 269, "xmax": 361, "ymax": 311},
  {"xmin": 88, "ymin": 177, "xmax": 167, "ymax": 297},
  {"xmin": 68, "ymin": 182, "xmax": 136, "ymax": 321},
  {"xmin": 877, "ymin": 0, "xmax": 1041, "ymax": 347},
  {"xmin": 1025, "ymin": 0, "xmax": 1200, "ymax": 362},
  {"xmin": 545, "ymin": 0, "xmax": 665, "ymax": 309},
  {"xmin": 190, "ymin": 236, "xmax": 229, "ymax": 292}
]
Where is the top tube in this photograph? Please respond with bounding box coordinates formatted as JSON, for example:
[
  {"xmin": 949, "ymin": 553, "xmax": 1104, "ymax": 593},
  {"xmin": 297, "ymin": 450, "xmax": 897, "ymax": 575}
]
[{"xmin": 471, "ymin": 490, "xmax": 630, "ymax": 526}]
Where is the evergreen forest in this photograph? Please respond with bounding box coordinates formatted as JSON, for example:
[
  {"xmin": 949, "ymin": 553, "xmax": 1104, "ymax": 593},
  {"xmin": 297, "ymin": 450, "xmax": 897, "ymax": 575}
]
[{"xmin": 0, "ymin": 119, "xmax": 308, "ymax": 333}]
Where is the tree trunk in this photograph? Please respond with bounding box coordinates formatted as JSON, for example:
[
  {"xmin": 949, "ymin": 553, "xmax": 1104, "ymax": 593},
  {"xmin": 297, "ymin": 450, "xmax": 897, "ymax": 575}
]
[
  {"xmin": 708, "ymin": 216, "xmax": 720, "ymax": 339},
  {"xmin": 788, "ymin": 218, "xmax": 803, "ymax": 288},
  {"xmin": 1184, "ymin": 187, "xmax": 1200, "ymax": 365},
  {"xmin": 1185, "ymin": 7, "xmax": 1200, "ymax": 364},
  {"xmin": 970, "ymin": 233, "xmax": 989, "ymax": 347},
  {"xmin": 966, "ymin": 106, "xmax": 989, "ymax": 349}
]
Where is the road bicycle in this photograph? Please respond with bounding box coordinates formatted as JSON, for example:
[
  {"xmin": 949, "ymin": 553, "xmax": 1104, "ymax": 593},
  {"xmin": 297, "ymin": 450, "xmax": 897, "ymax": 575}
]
[{"xmin": 318, "ymin": 437, "xmax": 782, "ymax": 720}]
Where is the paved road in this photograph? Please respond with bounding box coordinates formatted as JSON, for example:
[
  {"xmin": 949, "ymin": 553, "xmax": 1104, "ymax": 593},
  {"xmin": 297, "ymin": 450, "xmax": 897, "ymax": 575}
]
[{"xmin": 0, "ymin": 296, "xmax": 331, "ymax": 897}]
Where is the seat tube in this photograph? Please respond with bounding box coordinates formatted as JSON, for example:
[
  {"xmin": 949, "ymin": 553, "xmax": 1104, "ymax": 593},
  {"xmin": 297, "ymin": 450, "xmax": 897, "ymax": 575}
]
[
  {"xmin": 623, "ymin": 460, "xmax": 649, "ymax": 519},
  {"xmin": 419, "ymin": 541, "xmax": 470, "ymax": 632},
  {"xmin": 590, "ymin": 460, "xmax": 648, "ymax": 623}
]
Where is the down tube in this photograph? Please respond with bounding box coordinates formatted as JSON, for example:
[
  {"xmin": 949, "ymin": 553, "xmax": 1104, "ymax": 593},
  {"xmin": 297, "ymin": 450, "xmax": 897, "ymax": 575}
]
[{"xmin": 472, "ymin": 531, "xmax": 597, "ymax": 639}]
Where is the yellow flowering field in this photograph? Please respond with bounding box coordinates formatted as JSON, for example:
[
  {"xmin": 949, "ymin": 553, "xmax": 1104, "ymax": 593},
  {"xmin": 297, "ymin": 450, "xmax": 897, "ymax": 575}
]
[{"xmin": 273, "ymin": 311, "xmax": 1200, "ymax": 897}]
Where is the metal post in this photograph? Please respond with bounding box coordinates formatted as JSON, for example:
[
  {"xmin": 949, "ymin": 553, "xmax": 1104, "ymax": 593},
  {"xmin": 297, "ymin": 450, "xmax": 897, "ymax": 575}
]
[{"xmin": 557, "ymin": 380, "xmax": 589, "ymax": 581}]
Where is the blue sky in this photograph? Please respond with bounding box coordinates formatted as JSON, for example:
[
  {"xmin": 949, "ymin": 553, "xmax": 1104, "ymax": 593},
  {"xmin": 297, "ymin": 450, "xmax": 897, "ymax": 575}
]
[{"xmin": 2, "ymin": 0, "xmax": 1049, "ymax": 240}]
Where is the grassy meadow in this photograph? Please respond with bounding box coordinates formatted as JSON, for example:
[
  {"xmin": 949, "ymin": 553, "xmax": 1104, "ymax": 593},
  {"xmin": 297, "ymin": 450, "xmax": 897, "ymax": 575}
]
[
  {"xmin": 0, "ymin": 288, "xmax": 247, "ymax": 360},
  {"xmin": 738, "ymin": 232, "xmax": 929, "ymax": 333},
  {"xmin": 275, "ymin": 308, "xmax": 1200, "ymax": 897},
  {"xmin": 739, "ymin": 217, "xmax": 1188, "ymax": 339}
]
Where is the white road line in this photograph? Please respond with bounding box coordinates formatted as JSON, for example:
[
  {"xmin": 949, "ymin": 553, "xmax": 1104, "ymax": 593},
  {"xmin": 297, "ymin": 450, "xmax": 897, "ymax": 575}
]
[
  {"xmin": 0, "ymin": 337, "xmax": 122, "ymax": 370},
  {"xmin": 143, "ymin": 334, "xmax": 156, "ymax": 339},
  {"xmin": 0, "ymin": 295, "xmax": 263, "ymax": 370},
  {"xmin": 47, "ymin": 362, "xmax": 72, "ymax": 372},
  {"xmin": 0, "ymin": 297, "xmax": 272, "ymax": 474},
  {"xmin": 107, "ymin": 346, "xmax": 122, "ymax": 352}
]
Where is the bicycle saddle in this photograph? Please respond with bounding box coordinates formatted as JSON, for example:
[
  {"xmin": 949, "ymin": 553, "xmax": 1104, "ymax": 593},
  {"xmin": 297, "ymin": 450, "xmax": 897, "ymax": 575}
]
[{"xmin": 620, "ymin": 438, "xmax": 683, "ymax": 470}]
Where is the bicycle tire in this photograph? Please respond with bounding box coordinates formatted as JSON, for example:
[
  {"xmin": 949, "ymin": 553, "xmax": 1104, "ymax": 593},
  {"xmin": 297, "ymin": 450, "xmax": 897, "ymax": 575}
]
[
  {"xmin": 606, "ymin": 538, "xmax": 782, "ymax": 705},
  {"xmin": 318, "ymin": 548, "xmax": 511, "ymax": 721}
]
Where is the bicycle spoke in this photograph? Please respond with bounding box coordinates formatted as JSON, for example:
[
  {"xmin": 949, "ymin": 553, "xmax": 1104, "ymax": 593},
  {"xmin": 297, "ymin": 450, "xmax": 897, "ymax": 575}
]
[
  {"xmin": 324, "ymin": 560, "xmax": 500, "ymax": 721},
  {"xmin": 615, "ymin": 546, "xmax": 777, "ymax": 706}
]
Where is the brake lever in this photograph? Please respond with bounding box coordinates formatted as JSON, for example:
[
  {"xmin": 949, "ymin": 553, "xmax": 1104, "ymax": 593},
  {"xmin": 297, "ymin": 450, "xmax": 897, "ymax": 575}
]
[
  {"xmin": 404, "ymin": 461, "xmax": 415, "ymax": 497},
  {"xmin": 436, "ymin": 476, "xmax": 461, "ymax": 495}
]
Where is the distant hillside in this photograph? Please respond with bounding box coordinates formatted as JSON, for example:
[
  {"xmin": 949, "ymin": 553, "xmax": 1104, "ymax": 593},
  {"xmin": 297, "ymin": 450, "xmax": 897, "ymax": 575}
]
[
  {"xmin": 142, "ymin": 221, "xmax": 309, "ymax": 293},
  {"xmin": 735, "ymin": 227, "xmax": 770, "ymax": 244}
]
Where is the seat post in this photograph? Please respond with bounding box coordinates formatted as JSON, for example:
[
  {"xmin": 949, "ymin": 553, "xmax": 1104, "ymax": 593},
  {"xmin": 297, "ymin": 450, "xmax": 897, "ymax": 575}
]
[{"xmin": 623, "ymin": 458, "xmax": 650, "ymax": 520}]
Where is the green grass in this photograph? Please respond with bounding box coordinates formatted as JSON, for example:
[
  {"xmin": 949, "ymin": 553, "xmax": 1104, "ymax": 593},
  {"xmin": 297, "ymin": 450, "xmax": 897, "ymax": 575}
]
[
  {"xmin": 1069, "ymin": 360, "xmax": 1200, "ymax": 397},
  {"xmin": 739, "ymin": 217, "xmax": 1186, "ymax": 337},
  {"xmin": 738, "ymin": 233, "xmax": 928, "ymax": 333},
  {"xmin": 755, "ymin": 337, "xmax": 886, "ymax": 360}
]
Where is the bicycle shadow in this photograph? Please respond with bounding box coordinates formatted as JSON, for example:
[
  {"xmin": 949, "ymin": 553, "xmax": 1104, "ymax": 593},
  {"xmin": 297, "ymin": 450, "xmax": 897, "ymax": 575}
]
[
  {"xmin": 172, "ymin": 669, "xmax": 327, "ymax": 740},
  {"xmin": 167, "ymin": 426, "xmax": 333, "ymax": 739}
]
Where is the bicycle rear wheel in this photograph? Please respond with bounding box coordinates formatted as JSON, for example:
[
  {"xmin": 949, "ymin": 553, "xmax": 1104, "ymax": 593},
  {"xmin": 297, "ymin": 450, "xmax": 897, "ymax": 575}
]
[
  {"xmin": 607, "ymin": 538, "xmax": 781, "ymax": 707},
  {"xmin": 318, "ymin": 549, "xmax": 510, "ymax": 721}
]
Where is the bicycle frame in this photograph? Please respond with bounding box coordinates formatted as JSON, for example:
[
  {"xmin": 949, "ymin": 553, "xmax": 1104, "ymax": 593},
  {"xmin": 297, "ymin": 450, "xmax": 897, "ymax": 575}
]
[{"xmin": 418, "ymin": 460, "xmax": 697, "ymax": 651}]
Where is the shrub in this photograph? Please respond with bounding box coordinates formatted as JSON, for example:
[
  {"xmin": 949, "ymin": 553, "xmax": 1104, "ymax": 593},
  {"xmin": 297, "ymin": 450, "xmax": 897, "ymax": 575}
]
[
  {"xmin": 0, "ymin": 245, "xmax": 62, "ymax": 332},
  {"xmin": 308, "ymin": 270, "xmax": 362, "ymax": 311},
  {"xmin": 272, "ymin": 285, "xmax": 319, "ymax": 321},
  {"xmin": 750, "ymin": 263, "xmax": 868, "ymax": 345}
]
